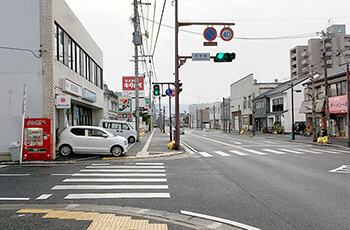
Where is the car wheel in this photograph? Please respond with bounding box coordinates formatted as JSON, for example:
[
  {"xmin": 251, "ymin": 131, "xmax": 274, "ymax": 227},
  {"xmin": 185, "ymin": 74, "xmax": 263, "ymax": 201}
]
[
  {"xmin": 128, "ymin": 136, "xmax": 136, "ymax": 143},
  {"xmin": 60, "ymin": 145, "xmax": 72, "ymax": 156},
  {"xmin": 111, "ymin": 146, "xmax": 123, "ymax": 157}
]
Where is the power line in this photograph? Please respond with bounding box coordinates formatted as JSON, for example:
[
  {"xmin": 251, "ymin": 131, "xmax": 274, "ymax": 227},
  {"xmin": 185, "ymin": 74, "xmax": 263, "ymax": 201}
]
[{"xmin": 141, "ymin": 17, "xmax": 318, "ymax": 40}]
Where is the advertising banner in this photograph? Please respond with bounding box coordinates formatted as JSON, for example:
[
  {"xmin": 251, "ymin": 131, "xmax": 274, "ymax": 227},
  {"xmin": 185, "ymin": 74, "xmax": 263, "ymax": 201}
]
[{"xmin": 329, "ymin": 95, "xmax": 347, "ymax": 114}]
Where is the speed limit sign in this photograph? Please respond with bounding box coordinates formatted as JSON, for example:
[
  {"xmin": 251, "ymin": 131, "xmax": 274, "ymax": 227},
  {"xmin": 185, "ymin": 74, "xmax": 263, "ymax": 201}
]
[{"xmin": 220, "ymin": 27, "xmax": 234, "ymax": 41}]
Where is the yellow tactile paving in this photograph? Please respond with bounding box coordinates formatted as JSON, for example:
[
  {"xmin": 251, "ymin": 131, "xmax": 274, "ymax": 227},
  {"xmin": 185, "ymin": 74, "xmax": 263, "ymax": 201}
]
[
  {"xmin": 149, "ymin": 224, "xmax": 168, "ymax": 230},
  {"xmin": 17, "ymin": 209, "xmax": 52, "ymax": 213},
  {"xmin": 16, "ymin": 209, "xmax": 168, "ymax": 230},
  {"xmin": 128, "ymin": 219, "xmax": 149, "ymax": 229}
]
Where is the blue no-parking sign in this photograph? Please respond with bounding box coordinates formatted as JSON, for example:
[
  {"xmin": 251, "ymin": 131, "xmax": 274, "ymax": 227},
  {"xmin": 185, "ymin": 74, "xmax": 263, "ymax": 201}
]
[{"xmin": 203, "ymin": 27, "xmax": 217, "ymax": 41}]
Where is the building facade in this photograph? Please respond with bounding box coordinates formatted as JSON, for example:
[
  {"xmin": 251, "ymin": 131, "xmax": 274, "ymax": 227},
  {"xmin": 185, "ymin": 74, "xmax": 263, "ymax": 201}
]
[
  {"xmin": 290, "ymin": 24, "xmax": 350, "ymax": 79},
  {"xmin": 0, "ymin": 0, "xmax": 104, "ymax": 160},
  {"xmin": 230, "ymin": 74, "xmax": 279, "ymax": 131}
]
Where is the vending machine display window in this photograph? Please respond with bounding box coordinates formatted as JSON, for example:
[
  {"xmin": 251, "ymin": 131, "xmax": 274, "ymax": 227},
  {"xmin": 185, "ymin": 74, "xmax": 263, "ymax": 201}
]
[{"xmin": 25, "ymin": 128, "xmax": 43, "ymax": 146}]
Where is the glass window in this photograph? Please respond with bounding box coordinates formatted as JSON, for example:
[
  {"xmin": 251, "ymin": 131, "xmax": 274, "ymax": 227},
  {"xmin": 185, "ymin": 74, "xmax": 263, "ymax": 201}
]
[
  {"xmin": 121, "ymin": 124, "xmax": 130, "ymax": 130},
  {"xmin": 88, "ymin": 129, "xmax": 106, "ymax": 137},
  {"xmin": 63, "ymin": 33, "xmax": 69, "ymax": 66},
  {"xmin": 76, "ymin": 46, "xmax": 80, "ymax": 75},
  {"xmin": 71, "ymin": 41, "xmax": 76, "ymax": 71},
  {"xmin": 54, "ymin": 24, "xmax": 58, "ymax": 60},
  {"xmin": 86, "ymin": 57, "xmax": 91, "ymax": 81},
  {"xmin": 96, "ymin": 66, "xmax": 102, "ymax": 88},
  {"xmin": 243, "ymin": 97, "xmax": 247, "ymax": 109},
  {"xmin": 91, "ymin": 61, "xmax": 96, "ymax": 84},
  {"xmin": 272, "ymin": 98, "xmax": 283, "ymax": 112},
  {"xmin": 330, "ymin": 84, "xmax": 337, "ymax": 96},
  {"xmin": 58, "ymin": 27, "xmax": 64, "ymax": 63},
  {"xmin": 67, "ymin": 37, "xmax": 72, "ymax": 69},
  {"xmin": 111, "ymin": 123, "xmax": 120, "ymax": 129},
  {"xmin": 70, "ymin": 128, "xmax": 85, "ymax": 136},
  {"xmin": 336, "ymin": 81, "xmax": 346, "ymax": 96},
  {"xmin": 82, "ymin": 52, "xmax": 86, "ymax": 78},
  {"xmin": 243, "ymin": 117, "xmax": 248, "ymax": 125}
]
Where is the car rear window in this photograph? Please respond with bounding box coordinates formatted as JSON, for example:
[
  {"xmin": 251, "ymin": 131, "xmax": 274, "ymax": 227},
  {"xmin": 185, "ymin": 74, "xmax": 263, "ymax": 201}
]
[{"xmin": 70, "ymin": 128, "xmax": 85, "ymax": 136}]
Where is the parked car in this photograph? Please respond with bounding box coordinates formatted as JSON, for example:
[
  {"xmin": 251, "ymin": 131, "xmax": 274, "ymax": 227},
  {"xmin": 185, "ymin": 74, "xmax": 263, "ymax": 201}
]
[
  {"xmin": 58, "ymin": 126, "xmax": 128, "ymax": 157},
  {"xmin": 99, "ymin": 120, "xmax": 136, "ymax": 143}
]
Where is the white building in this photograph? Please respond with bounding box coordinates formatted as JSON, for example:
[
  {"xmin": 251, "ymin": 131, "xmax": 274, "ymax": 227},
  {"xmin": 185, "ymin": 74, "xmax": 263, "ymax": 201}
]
[
  {"xmin": 230, "ymin": 74, "xmax": 279, "ymax": 131},
  {"xmin": 0, "ymin": 0, "xmax": 104, "ymax": 160}
]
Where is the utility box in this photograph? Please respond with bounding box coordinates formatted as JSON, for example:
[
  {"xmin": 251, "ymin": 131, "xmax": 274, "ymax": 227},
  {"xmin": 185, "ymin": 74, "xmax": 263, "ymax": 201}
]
[{"xmin": 9, "ymin": 141, "xmax": 21, "ymax": 162}]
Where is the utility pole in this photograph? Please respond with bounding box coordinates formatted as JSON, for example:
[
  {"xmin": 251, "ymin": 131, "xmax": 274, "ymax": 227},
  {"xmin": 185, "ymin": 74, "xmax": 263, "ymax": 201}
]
[
  {"xmin": 133, "ymin": 0, "xmax": 140, "ymax": 141},
  {"xmin": 322, "ymin": 31, "xmax": 331, "ymax": 142},
  {"xmin": 252, "ymin": 93, "xmax": 255, "ymax": 136},
  {"xmin": 291, "ymin": 82, "xmax": 295, "ymax": 140},
  {"xmin": 213, "ymin": 104, "xmax": 216, "ymax": 129},
  {"xmin": 309, "ymin": 65, "xmax": 317, "ymax": 142}
]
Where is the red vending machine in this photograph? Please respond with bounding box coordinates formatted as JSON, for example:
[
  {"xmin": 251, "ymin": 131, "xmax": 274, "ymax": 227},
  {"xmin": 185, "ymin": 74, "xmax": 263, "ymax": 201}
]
[{"xmin": 22, "ymin": 118, "xmax": 53, "ymax": 161}]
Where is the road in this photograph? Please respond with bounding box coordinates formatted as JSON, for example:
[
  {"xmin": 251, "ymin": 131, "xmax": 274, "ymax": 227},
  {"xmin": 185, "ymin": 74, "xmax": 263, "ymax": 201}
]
[{"xmin": 0, "ymin": 128, "xmax": 350, "ymax": 229}]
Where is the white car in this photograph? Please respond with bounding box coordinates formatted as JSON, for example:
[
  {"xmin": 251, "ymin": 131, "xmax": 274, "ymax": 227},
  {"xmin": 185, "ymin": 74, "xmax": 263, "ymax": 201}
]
[
  {"xmin": 58, "ymin": 126, "xmax": 128, "ymax": 157},
  {"xmin": 99, "ymin": 120, "xmax": 137, "ymax": 143}
]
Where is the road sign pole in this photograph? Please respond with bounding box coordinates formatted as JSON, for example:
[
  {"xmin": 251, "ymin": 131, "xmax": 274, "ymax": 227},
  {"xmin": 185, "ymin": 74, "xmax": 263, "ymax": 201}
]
[{"xmin": 174, "ymin": 0, "xmax": 180, "ymax": 150}]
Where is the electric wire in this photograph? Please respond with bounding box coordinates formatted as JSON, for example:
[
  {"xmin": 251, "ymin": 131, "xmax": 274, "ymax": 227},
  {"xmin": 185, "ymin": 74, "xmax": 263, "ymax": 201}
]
[
  {"xmin": 152, "ymin": 0, "xmax": 167, "ymax": 56},
  {"xmin": 0, "ymin": 46, "xmax": 41, "ymax": 58}
]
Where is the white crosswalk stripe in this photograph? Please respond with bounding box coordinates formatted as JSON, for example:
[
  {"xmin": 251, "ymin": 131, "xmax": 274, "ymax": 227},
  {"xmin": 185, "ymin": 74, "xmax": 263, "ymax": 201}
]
[
  {"xmin": 193, "ymin": 148, "xmax": 348, "ymax": 158},
  {"xmin": 263, "ymin": 149, "xmax": 286, "ymax": 154},
  {"xmin": 229, "ymin": 150, "xmax": 248, "ymax": 156},
  {"xmin": 244, "ymin": 149, "xmax": 267, "ymax": 155},
  {"xmin": 278, "ymin": 149, "xmax": 304, "ymax": 154},
  {"xmin": 50, "ymin": 163, "xmax": 171, "ymax": 200},
  {"xmin": 294, "ymin": 149, "xmax": 324, "ymax": 154},
  {"xmin": 198, "ymin": 152, "xmax": 214, "ymax": 157},
  {"xmin": 213, "ymin": 151, "xmax": 231, "ymax": 156}
]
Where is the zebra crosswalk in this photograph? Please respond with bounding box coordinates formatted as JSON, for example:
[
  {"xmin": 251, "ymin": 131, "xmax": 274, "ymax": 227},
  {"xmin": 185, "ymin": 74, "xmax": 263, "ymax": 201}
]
[
  {"xmin": 49, "ymin": 162, "xmax": 171, "ymax": 200},
  {"xmin": 196, "ymin": 148, "xmax": 349, "ymax": 158}
]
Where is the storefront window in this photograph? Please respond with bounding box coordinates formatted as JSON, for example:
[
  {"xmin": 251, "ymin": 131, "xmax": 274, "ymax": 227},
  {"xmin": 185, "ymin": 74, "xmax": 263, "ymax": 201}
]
[{"xmin": 78, "ymin": 107, "xmax": 92, "ymax": 126}]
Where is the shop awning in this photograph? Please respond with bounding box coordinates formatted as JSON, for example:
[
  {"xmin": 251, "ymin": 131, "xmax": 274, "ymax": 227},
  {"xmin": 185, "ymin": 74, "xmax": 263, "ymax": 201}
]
[{"xmin": 299, "ymin": 99, "xmax": 324, "ymax": 114}]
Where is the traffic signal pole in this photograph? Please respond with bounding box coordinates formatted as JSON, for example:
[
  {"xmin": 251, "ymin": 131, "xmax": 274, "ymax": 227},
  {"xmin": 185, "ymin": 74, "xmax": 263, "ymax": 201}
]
[{"xmin": 174, "ymin": 0, "xmax": 235, "ymax": 149}]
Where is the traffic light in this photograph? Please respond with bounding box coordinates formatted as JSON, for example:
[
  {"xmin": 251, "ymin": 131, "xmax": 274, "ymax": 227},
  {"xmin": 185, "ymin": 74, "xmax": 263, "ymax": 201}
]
[
  {"xmin": 214, "ymin": 52, "xmax": 236, "ymax": 62},
  {"xmin": 178, "ymin": 81, "xmax": 183, "ymax": 93},
  {"xmin": 153, "ymin": 84, "xmax": 160, "ymax": 96}
]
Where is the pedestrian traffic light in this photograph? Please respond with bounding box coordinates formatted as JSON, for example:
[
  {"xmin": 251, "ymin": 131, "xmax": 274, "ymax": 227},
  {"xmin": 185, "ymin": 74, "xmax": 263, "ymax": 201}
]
[
  {"xmin": 214, "ymin": 52, "xmax": 236, "ymax": 62},
  {"xmin": 153, "ymin": 84, "xmax": 160, "ymax": 96}
]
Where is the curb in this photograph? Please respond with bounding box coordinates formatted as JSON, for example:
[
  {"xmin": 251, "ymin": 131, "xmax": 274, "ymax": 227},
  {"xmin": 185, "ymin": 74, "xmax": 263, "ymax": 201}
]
[{"xmin": 0, "ymin": 204, "xmax": 244, "ymax": 230}]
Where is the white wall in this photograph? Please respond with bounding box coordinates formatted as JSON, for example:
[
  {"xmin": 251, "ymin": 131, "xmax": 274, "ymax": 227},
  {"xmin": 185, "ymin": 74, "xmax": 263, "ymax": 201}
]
[{"xmin": 0, "ymin": 0, "xmax": 42, "ymax": 154}]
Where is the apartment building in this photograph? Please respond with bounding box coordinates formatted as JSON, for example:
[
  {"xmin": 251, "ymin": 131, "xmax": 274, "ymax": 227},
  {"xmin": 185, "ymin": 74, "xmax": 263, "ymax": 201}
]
[
  {"xmin": 290, "ymin": 24, "xmax": 350, "ymax": 79},
  {"xmin": 0, "ymin": 0, "xmax": 104, "ymax": 160}
]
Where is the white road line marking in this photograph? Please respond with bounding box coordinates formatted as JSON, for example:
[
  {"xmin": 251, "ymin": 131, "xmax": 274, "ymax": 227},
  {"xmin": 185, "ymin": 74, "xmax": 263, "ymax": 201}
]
[
  {"xmin": 36, "ymin": 194, "xmax": 52, "ymax": 200},
  {"xmin": 86, "ymin": 166, "xmax": 164, "ymax": 169},
  {"xmin": 198, "ymin": 152, "xmax": 214, "ymax": 158},
  {"xmin": 0, "ymin": 165, "xmax": 8, "ymax": 168},
  {"xmin": 0, "ymin": 174, "xmax": 29, "ymax": 176},
  {"xmin": 52, "ymin": 185, "xmax": 169, "ymax": 190},
  {"xmin": 262, "ymin": 149, "xmax": 286, "ymax": 155},
  {"xmin": 331, "ymin": 149, "xmax": 349, "ymax": 153},
  {"xmin": 91, "ymin": 163, "xmax": 110, "ymax": 166},
  {"xmin": 64, "ymin": 193, "xmax": 171, "ymax": 199},
  {"xmin": 180, "ymin": 210, "xmax": 261, "ymax": 230},
  {"xmin": 213, "ymin": 151, "xmax": 231, "ymax": 157},
  {"xmin": 278, "ymin": 149, "xmax": 304, "ymax": 154},
  {"xmin": 229, "ymin": 150, "xmax": 248, "ymax": 156},
  {"xmin": 181, "ymin": 141, "xmax": 198, "ymax": 153},
  {"xmin": 51, "ymin": 174, "xmax": 73, "ymax": 176},
  {"xmin": 244, "ymin": 149, "xmax": 267, "ymax": 155},
  {"xmin": 0, "ymin": 198, "xmax": 30, "ymax": 201},
  {"xmin": 310, "ymin": 149, "xmax": 328, "ymax": 154},
  {"xmin": 80, "ymin": 169, "xmax": 165, "ymax": 173},
  {"xmin": 135, "ymin": 163, "xmax": 164, "ymax": 165},
  {"xmin": 329, "ymin": 165, "xmax": 350, "ymax": 173},
  {"xmin": 315, "ymin": 149, "xmax": 343, "ymax": 154},
  {"xmin": 63, "ymin": 178, "xmax": 167, "ymax": 183},
  {"xmin": 72, "ymin": 173, "xmax": 166, "ymax": 177},
  {"xmin": 294, "ymin": 149, "xmax": 322, "ymax": 154}
]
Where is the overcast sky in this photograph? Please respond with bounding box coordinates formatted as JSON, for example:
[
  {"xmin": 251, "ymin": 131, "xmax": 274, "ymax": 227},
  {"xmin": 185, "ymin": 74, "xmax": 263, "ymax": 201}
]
[{"xmin": 65, "ymin": 0, "xmax": 350, "ymax": 110}]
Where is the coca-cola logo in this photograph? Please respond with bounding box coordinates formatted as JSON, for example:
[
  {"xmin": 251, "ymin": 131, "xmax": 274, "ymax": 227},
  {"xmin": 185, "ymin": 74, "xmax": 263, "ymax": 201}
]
[{"xmin": 27, "ymin": 120, "xmax": 47, "ymax": 126}]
